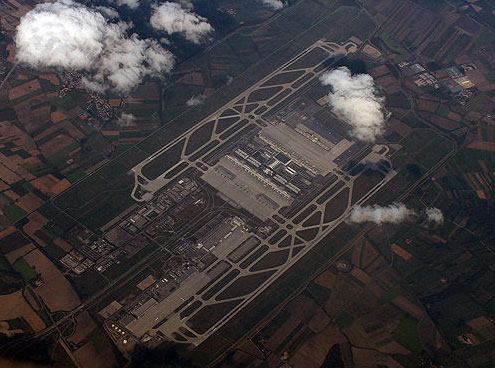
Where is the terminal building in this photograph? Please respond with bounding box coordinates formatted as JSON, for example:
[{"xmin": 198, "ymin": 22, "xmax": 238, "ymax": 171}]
[{"xmin": 202, "ymin": 97, "xmax": 363, "ymax": 221}]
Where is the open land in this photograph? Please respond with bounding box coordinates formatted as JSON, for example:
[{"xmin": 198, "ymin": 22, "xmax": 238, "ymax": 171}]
[{"xmin": 3, "ymin": 0, "xmax": 495, "ymax": 367}]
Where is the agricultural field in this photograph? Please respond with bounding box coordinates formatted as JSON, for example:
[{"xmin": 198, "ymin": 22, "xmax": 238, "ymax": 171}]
[{"xmin": 2, "ymin": 0, "xmax": 495, "ymax": 367}]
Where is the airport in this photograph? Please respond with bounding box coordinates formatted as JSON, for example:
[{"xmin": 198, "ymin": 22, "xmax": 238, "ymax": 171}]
[{"xmin": 96, "ymin": 39, "xmax": 396, "ymax": 347}]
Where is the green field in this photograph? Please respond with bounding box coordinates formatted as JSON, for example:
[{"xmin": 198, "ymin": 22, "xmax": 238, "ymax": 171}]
[
  {"xmin": 392, "ymin": 314, "xmax": 422, "ymax": 354},
  {"xmin": 380, "ymin": 32, "xmax": 409, "ymax": 62},
  {"xmin": 3, "ymin": 204, "xmax": 27, "ymax": 224},
  {"xmin": 13, "ymin": 258, "xmax": 37, "ymax": 282}
]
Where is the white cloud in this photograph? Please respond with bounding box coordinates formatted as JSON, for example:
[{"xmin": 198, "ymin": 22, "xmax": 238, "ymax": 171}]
[
  {"xmin": 15, "ymin": 0, "xmax": 174, "ymax": 93},
  {"xmin": 186, "ymin": 94, "xmax": 206, "ymax": 106},
  {"xmin": 95, "ymin": 6, "xmax": 120, "ymax": 19},
  {"xmin": 261, "ymin": 0, "xmax": 286, "ymax": 9},
  {"xmin": 110, "ymin": 0, "xmax": 139, "ymax": 9},
  {"xmin": 178, "ymin": 0, "xmax": 193, "ymax": 9},
  {"xmin": 348, "ymin": 203, "xmax": 414, "ymax": 225},
  {"xmin": 425, "ymin": 207, "xmax": 444, "ymax": 224},
  {"xmin": 118, "ymin": 112, "xmax": 137, "ymax": 126},
  {"xmin": 150, "ymin": 2, "xmax": 213, "ymax": 44},
  {"xmin": 348, "ymin": 203, "xmax": 444, "ymax": 225},
  {"xmin": 320, "ymin": 67, "xmax": 385, "ymax": 142}
]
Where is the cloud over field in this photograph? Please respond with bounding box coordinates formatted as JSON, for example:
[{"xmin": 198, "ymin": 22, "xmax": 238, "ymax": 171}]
[
  {"xmin": 348, "ymin": 203, "xmax": 414, "ymax": 225},
  {"xmin": 15, "ymin": 0, "xmax": 174, "ymax": 93},
  {"xmin": 150, "ymin": 2, "xmax": 213, "ymax": 44},
  {"xmin": 348, "ymin": 203, "xmax": 444, "ymax": 225},
  {"xmin": 320, "ymin": 67, "xmax": 385, "ymax": 142},
  {"xmin": 186, "ymin": 94, "xmax": 206, "ymax": 106},
  {"xmin": 425, "ymin": 207, "xmax": 444, "ymax": 224},
  {"xmin": 261, "ymin": 0, "xmax": 286, "ymax": 10},
  {"xmin": 118, "ymin": 112, "xmax": 137, "ymax": 126}
]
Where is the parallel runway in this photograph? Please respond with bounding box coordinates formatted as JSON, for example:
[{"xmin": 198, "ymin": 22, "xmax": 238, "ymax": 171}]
[{"xmin": 123, "ymin": 39, "xmax": 397, "ymax": 346}]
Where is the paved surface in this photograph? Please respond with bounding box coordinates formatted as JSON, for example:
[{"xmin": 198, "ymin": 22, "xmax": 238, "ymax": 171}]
[
  {"xmin": 202, "ymin": 156, "xmax": 292, "ymax": 221},
  {"xmin": 130, "ymin": 40, "xmax": 358, "ymax": 202},
  {"xmin": 119, "ymin": 39, "xmax": 403, "ymax": 346}
]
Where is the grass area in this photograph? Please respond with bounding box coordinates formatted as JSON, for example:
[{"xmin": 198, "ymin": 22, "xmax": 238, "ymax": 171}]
[
  {"xmin": 470, "ymin": 93, "xmax": 488, "ymax": 110},
  {"xmin": 485, "ymin": 71, "xmax": 495, "ymax": 84},
  {"xmin": 9, "ymin": 89, "xmax": 44, "ymax": 105},
  {"xmin": 65, "ymin": 167, "xmax": 87, "ymax": 183},
  {"xmin": 414, "ymin": 136, "xmax": 452, "ymax": 169},
  {"xmin": 203, "ymin": 270, "xmax": 241, "ymax": 301},
  {"xmin": 436, "ymin": 104, "xmax": 450, "ymax": 118},
  {"xmin": 256, "ymin": 309, "xmax": 291, "ymax": 340},
  {"xmin": 287, "ymin": 327, "xmax": 314, "ymax": 355},
  {"xmin": 439, "ymin": 33, "xmax": 472, "ymax": 63},
  {"xmin": 3, "ymin": 204, "xmax": 27, "ymax": 223},
  {"xmin": 275, "ymin": 322, "xmax": 304, "ymax": 354},
  {"xmin": 323, "ymin": 188, "xmax": 349, "ymax": 223},
  {"xmin": 380, "ymin": 32, "xmax": 409, "ymax": 62},
  {"xmin": 335, "ymin": 312, "xmax": 355, "ymax": 329},
  {"xmin": 306, "ymin": 282, "xmax": 331, "ymax": 305},
  {"xmin": 0, "ymin": 256, "xmax": 23, "ymax": 294},
  {"xmin": 399, "ymin": 129, "xmax": 436, "ymax": 153},
  {"xmin": 387, "ymin": 91, "xmax": 411, "ymax": 109},
  {"xmin": 379, "ymin": 285, "xmax": 403, "ymax": 305},
  {"xmin": 410, "ymin": 0, "xmax": 450, "ymax": 12},
  {"xmin": 141, "ymin": 139, "xmax": 185, "ymax": 180},
  {"xmin": 216, "ymin": 270, "xmax": 275, "ymax": 300},
  {"xmin": 184, "ymin": 121, "xmax": 215, "ymax": 156},
  {"xmin": 392, "ymin": 314, "xmax": 422, "ymax": 354},
  {"xmin": 188, "ymin": 300, "xmax": 242, "ymax": 335},
  {"xmin": 400, "ymin": 112, "xmax": 427, "ymax": 129},
  {"xmin": 13, "ymin": 258, "xmax": 38, "ymax": 282},
  {"xmin": 46, "ymin": 142, "xmax": 79, "ymax": 170},
  {"xmin": 475, "ymin": 30, "xmax": 495, "ymax": 48},
  {"xmin": 69, "ymin": 269, "xmax": 108, "ymax": 301},
  {"xmin": 250, "ymin": 250, "xmax": 289, "ymax": 272}
]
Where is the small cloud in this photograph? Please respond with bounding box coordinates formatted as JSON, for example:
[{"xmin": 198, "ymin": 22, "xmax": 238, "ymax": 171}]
[
  {"xmin": 95, "ymin": 6, "xmax": 119, "ymax": 19},
  {"xmin": 261, "ymin": 0, "xmax": 286, "ymax": 10},
  {"xmin": 320, "ymin": 67, "xmax": 385, "ymax": 142},
  {"xmin": 348, "ymin": 203, "xmax": 415, "ymax": 225},
  {"xmin": 118, "ymin": 112, "xmax": 136, "ymax": 126},
  {"xmin": 348, "ymin": 203, "xmax": 444, "ymax": 225},
  {"xmin": 150, "ymin": 2, "xmax": 213, "ymax": 44},
  {"xmin": 186, "ymin": 94, "xmax": 206, "ymax": 106},
  {"xmin": 425, "ymin": 207, "xmax": 444, "ymax": 224},
  {"xmin": 109, "ymin": 0, "xmax": 139, "ymax": 9},
  {"xmin": 226, "ymin": 75, "xmax": 233, "ymax": 86}
]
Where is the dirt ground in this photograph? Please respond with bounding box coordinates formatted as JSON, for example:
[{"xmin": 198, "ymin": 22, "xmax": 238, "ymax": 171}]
[
  {"xmin": 8, "ymin": 79, "xmax": 41, "ymax": 101},
  {"xmin": 16, "ymin": 192, "xmax": 44, "ymax": 212},
  {"xmin": 5, "ymin": 243, "xmax": 36, "ymax": 264},
  {"xmin": 53, "ymin": 238, "xmax": 73, "ymax": 252},
  {"xmin": 73, "ymin": 341, "xmax": 117, "ymax": 368},
  {"xmin": 68, "ymin": 311, "xmax": 97, "ymax": 345},
  {"xmin": 289, "ymin": 325, "xmax": 346, "ymax": 368},
  {"xmin": 23, "ymin": 249, "xmax": 80, "ymax": 312},
  {"xmin": 391, "ymin": 296, "xmax": 426, "ymax": 320},
  {"xmin": 22, "ymin": 212, "xmax": 49, "ymax": 247},
  {"xmin": 39, "ymin": 134, "xmax": 76, "ymax": 157},
  {"xmin": 0, "ymin": 290, "xmax": 45, "ymax": 332},
  {"xmin": 351, "ymin": 347, "xmax": 377, "ymax": 368}
]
